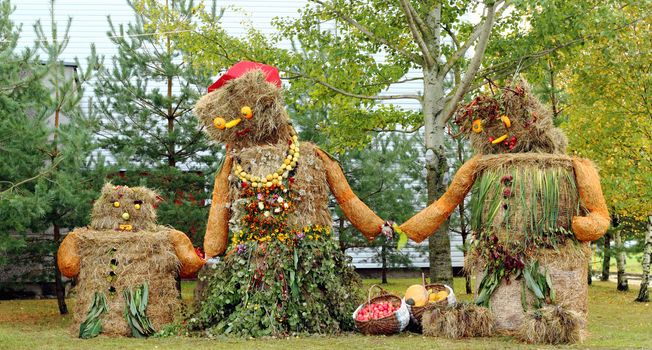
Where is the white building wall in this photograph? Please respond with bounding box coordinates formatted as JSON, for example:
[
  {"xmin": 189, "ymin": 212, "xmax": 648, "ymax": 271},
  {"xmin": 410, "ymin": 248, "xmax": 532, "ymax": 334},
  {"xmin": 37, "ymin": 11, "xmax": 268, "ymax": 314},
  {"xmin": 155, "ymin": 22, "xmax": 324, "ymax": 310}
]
[{"xmin": 11, "ymin": 0, "xmax": 464, "ymax": 268}]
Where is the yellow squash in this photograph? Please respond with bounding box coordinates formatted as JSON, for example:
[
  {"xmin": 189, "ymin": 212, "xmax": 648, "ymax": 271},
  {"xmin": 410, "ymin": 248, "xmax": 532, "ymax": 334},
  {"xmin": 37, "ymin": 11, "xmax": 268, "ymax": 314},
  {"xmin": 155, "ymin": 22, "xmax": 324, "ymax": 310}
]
[{"xmin": 404, "ymin": 285, "xmax": 428, "ymax": 307}]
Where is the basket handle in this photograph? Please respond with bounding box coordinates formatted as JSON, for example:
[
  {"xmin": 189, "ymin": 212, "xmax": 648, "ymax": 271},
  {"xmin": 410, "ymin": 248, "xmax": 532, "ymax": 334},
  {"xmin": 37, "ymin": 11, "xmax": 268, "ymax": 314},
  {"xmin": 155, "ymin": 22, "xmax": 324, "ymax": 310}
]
[{"xmin": 367, "ymin": 284, "xmax": 389, "ymax": 304}]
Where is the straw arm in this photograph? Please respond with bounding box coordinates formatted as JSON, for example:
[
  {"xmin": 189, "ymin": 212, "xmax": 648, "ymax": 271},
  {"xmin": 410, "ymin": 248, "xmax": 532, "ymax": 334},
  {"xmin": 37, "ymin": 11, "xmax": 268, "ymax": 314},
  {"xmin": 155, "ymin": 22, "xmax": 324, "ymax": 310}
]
[
  {"xmin": 571, "ymin": 158, "xmax": 610, "ymax": 241},
  {"xmin": 57, "ymin": 230, "xmax": 81, "ymax": 278},
  {"xmin": 400, "ymin": 156, "xmax": 480, "ymax": 242},
  {"xmin": 169, "ymin": 229, "xmax": 205, "ymax": 277},
  {"xmin": 315, "ymin": 148, "xmax": 384, "ymax": 240},
  {"xmin": 204, "ymin": 155, "xmax": 233, "ymax": 258}
]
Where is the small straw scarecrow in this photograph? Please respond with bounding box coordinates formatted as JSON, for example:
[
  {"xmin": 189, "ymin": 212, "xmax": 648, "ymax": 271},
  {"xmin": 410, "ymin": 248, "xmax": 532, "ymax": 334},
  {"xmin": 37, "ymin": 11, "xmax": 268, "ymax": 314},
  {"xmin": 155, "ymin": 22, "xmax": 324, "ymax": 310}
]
[
  {"xmin": 191, "ymin": 61, "xmax": 392, "ymax": 337},
  {"xmin": 57, "ymin": 184, "xmax": 204, "ymax": 338},
  {"xmin": 401, "ymin": 80, "xmax": 609, "ymax": 343}
]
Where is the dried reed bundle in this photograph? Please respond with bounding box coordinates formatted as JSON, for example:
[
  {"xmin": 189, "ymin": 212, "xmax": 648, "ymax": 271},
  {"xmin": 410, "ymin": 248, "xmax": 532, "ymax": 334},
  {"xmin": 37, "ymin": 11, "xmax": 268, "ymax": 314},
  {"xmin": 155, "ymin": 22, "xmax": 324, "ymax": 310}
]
[
  {"xmin": 517, "ymin": 305, "xmax": 584, "ymax": 344},
  {"xmin": 422, "ymin": 303, "xmax": 495, "ymax": 338}
]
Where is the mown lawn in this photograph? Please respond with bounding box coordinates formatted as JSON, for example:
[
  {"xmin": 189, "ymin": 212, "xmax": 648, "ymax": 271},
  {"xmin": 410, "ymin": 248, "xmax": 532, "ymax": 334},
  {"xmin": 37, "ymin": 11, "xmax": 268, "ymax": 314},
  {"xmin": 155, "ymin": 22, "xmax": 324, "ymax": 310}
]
[{"xmin": 0, "ymin": 278, "xmax": 649, "ymax": 350}]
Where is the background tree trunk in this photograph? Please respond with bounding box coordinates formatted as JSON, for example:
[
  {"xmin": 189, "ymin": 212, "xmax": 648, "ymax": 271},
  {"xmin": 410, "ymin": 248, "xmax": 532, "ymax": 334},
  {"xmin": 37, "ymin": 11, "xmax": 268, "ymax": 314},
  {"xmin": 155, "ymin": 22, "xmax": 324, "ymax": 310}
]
[
  {"xmin": 635, "ymin": 216, "xmax": 652, "ymax": 302},
  {"xmin": 423, "ymin": 68, "xmax": 453, "ymax": 286},
  {"xmin": 455, "ymin": 139, "xmax": 472, "ymax": 294},
  {"xmin": 53, "ymin": 224, "xmax": 68, "ymax": 314},
  {"xmin": 601, "ymin": 232, "xmax": 611, "ymax": 281},
  {"xmin": 615, "ymin": 230, "xmax": 629, "ymax": 291},
  {"xmin": 381, "ymin": 243, "xmax": 388, "ymax": 284},
  {"xmin": 588, "ymin": 242, "xmax": 593, "ymax": 285}
]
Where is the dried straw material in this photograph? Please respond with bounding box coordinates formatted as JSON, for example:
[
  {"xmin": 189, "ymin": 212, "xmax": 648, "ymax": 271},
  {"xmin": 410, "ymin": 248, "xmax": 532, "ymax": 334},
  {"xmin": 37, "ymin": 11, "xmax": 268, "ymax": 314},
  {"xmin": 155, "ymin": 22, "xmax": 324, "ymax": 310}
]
[
  {"xmin": 456, "ymin": 79, "xmax": 567, "ymax": 155},
  {"xmin": 470, "ymin": 154, "xmax": 580, "ymax": 241},
  {"xmin": 59, "ymin": 184, "xmax": 204, "ymax": 279},
  {"xmin": 216, "ymin": 141, "xmax": 386, "ymax": 245},
  {"xmin": 227, "ymin": 142, "xmax": 332, "ymax": 228},
  {"xmin": 472, "ymin": 242, "xmax": 590, "ymax": 334},
  {"xmin": 316, "ymin": 148, "xmax": 384, "ymax": 240},
  {"xmin": 71, "ymin": 228, "xmax": 180, "ymax": 336},
  {"xmin": 571, "ymin": 158, "xmax": 610, "ymax": 241},
  {"xmin": 205, "ymin": 155, "xmax": 233, "ymax": 258},
  {"xmin": 195, "ymin": 70, "xmax": 293, "ymax": 149},
  {"xmin": 517, "ymin": 305, "xmax": 584, "ymax": 344},
  {"xmin": 422, "ymin": 303, "xmax": 495, "ymax": 338},
  {"xmin": 89, "ymin": 183, "xmax": 159, "ymax": 232}
]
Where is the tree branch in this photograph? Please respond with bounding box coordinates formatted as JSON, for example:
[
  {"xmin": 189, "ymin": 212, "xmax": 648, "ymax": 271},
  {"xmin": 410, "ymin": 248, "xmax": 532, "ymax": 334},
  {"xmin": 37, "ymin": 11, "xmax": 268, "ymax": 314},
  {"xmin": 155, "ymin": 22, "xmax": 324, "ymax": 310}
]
[
  {"xmin": 440, "ymin": 0, "xmax": 509, "ymax": 79},
  {"xmin": 357, "ymin": 76, "xmax": 424, "ymax": 88},
  {"xmin": 288, "ymin": 72, "xmax": 422, "ymax": 101},
  {"xmin": 367, "ymin": 126, "xmax": 423, "ymax": 133},
  {"xmin": 441, "ymin": 23, "xmax": 460, "ymax": 50},
  {"xmin": 398, "ymin": 0, "xmax": 435, "ymax": 68},
  {"xmin": 402, "ymin": 0, "xmax": 437, "ymax": 55},
  {"xmin": 443, "ymin": 1, "xmax": 498, "ymax": 122},
  {"xmin": 0, "ymin": 157, "xmax": 64, "ymax": 195},
  {"xmin": 308, "ymin": 0, "xmax": 423, "ymax": 65}
]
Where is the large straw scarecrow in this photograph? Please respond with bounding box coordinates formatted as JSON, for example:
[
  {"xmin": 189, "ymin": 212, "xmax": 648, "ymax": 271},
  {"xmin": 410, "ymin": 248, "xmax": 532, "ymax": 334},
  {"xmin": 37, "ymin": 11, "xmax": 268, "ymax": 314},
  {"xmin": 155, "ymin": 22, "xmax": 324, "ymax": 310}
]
[
  {"xmin": 400, "ymin": 80, "xmax": 609, "ymax": 343},
  {"xmin": 57, "ymin": 184, "xmax": 204, "ymax": 338},
  {"xmin": 191, "ymin": 61, "xmax": 390, "ymax": 337}
]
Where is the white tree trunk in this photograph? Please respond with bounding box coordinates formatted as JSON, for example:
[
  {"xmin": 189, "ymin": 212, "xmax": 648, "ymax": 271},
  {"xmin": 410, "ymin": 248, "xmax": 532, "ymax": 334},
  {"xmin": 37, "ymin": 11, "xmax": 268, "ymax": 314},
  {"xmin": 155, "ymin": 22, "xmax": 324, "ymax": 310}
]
[
  {"xmin": 635, "ymin": 216, "xmax": 652, "ymax": 302},
  {"xmin": 423, "ymin": 67, "xmax": 453, "ymax": 285},
  {"xmin": 615, "ymin": 230, "xmax": 629, "ymax": 291}
]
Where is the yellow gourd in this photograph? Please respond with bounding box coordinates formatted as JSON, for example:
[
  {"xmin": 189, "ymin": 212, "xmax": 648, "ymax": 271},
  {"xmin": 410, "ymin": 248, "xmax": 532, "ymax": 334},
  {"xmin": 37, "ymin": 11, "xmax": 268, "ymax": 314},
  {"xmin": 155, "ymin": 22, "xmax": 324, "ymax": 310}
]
[
  {"xmin": 428, "ymin": 290, "xmax": 449, "ymax": 303},
  {"xmin": 404, "ymin": 285, "xmax": 428, "ymax": 307}
]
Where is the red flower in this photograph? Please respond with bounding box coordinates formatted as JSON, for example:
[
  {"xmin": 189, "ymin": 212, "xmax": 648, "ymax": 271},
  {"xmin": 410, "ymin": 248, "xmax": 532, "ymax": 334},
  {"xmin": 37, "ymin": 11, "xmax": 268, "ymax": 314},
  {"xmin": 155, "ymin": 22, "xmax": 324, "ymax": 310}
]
[{"xmin": 194, "ymin": 247, "xmax": 205, "ymax": 259}]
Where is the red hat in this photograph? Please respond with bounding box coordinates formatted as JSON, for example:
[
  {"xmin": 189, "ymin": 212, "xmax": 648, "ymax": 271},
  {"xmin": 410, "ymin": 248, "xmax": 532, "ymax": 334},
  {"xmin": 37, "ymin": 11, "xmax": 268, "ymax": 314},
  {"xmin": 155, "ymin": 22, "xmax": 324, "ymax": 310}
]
[{"xmin": 208, "ymin": 61, "xmax": 282, "ymax": 92}]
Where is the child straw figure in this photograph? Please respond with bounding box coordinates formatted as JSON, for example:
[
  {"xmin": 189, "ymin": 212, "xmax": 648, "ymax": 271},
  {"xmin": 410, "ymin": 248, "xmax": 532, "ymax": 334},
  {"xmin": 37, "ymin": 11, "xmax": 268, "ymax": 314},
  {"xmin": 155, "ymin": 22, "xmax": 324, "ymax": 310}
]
[
  {"xmin": 400, "ymin": 80, "xmax": 609, "ymax": 344},
  {"xmin": 57, "ymin": 184, "xmax": 204, "ymax": 338}
]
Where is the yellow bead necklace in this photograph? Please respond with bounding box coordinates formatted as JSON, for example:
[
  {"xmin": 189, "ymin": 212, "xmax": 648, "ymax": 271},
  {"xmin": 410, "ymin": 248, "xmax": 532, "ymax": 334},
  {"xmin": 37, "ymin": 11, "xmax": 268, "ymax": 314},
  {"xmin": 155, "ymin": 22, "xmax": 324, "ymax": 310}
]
[{"xmin": 233, "ymin": 134, "xmax": 300, "ymax": 188}]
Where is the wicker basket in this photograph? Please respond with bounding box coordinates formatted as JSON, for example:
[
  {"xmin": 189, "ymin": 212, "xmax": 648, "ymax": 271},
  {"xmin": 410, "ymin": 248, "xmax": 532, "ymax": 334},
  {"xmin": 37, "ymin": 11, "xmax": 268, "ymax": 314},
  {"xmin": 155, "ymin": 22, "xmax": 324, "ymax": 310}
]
[
  {"xmin": 353, "ymin": 284, "xmax": 410, "ymax": 335},
  {"xmin": 408, "ymin": 283, "xmax": 456, "ymax": 326}
]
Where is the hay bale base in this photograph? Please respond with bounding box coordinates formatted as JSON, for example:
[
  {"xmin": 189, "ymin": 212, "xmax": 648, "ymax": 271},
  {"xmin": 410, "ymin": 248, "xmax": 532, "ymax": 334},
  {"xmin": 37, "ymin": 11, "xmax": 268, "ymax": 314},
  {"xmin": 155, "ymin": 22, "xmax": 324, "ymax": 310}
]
[
  {"xmin": 474, "ymin": 244, "xmax": 590, "ymax": 338},
  {"xmin": 422, "ymin": 303, "xmax": 495, "ymax": 339},
  {"xmin": 71, "ymin": 229, "xmax": 180, "ymax": 337}
]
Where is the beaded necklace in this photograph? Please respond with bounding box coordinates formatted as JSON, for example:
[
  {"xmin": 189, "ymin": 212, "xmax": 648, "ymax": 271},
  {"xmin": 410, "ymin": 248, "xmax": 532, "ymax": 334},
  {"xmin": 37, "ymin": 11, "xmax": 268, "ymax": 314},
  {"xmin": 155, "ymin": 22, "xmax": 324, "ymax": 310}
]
[{"xmin": 232, "ymin": 131, "xmax": 300, "ymax": 189}]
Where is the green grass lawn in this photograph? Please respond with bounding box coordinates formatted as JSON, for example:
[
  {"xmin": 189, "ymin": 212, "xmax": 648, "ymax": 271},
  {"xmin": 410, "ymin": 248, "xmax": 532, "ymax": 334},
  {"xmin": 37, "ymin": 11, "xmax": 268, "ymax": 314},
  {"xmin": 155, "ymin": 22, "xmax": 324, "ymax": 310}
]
[{"xmin": 0, "ymin": 278, "xmax": 650, "ymax": 350}]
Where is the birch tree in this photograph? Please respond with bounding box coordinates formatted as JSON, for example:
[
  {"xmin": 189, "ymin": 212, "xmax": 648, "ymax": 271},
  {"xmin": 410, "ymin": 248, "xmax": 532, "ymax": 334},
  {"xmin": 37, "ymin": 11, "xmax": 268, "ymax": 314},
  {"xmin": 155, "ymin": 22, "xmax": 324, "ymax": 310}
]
[{"xmin": 638, "ymin": 217, "xmax": 652, "ymax": 302}]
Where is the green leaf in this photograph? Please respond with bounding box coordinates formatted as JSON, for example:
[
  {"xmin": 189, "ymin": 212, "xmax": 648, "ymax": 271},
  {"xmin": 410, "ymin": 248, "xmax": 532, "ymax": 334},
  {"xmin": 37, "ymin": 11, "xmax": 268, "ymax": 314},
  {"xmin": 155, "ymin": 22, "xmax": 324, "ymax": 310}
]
[
  {"xmin": 396, "ymin": 231, "xmax": 408, "ymax": 250},
  {"xmin": 545, "ymin": 269, "xmax": 556, "ymax": 303},
  {"xmin": 524, "ymin": 266, "xmax": 544, "ymax": 300},
  {"xmin": 520, "ymin": 280, "xmax": 528, "ymax": 311}
]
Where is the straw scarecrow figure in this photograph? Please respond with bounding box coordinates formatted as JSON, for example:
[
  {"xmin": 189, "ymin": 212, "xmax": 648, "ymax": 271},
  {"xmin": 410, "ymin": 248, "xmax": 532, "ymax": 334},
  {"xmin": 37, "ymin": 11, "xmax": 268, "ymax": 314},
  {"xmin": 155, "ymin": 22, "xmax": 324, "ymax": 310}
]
[
  {"xmin": 57, "ymin": 184, "xmax": 204, "ymax": 338},
  {"xmin": 191, "ymin": 61, "xmax": 390, "ymax": 337},
  {"xmin": 401, "ymin": 81, "xmax": 609, "ymax": 343}
]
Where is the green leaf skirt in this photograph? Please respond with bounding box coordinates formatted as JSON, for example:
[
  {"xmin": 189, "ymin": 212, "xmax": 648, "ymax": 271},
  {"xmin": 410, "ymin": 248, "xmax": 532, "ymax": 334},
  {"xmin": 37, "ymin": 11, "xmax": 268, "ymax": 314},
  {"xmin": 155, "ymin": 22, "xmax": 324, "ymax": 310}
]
[{"xmin": 190, "ymin": 238, "xmax": 363, "ymax": 337}]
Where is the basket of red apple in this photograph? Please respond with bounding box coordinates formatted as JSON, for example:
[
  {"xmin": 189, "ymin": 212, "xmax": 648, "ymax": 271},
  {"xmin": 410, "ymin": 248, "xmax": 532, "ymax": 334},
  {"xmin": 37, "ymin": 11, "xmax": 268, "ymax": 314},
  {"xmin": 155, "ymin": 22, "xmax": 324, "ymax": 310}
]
[{"xmin": 353, "ymin": 284, "xmax": 410, "ymax": 335}]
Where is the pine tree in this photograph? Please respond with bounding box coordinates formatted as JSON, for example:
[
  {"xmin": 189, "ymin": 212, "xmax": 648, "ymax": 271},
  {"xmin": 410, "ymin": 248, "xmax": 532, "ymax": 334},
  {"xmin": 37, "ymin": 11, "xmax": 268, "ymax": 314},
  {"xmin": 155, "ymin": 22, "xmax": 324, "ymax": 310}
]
[
  {"xmin": 94, "ymin": 1, "xmax": 220, "ymax": 246},
  {"xmin": 0, "ymin": 0, "xmax": 101, "ymax": 315},
  {"xmin": 0, "ymin": 0, "xmax": 52, "ymax": 268},
  {"xmin": 33, "ymin": 0, "xmax": 101, "ymax": 314}
]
